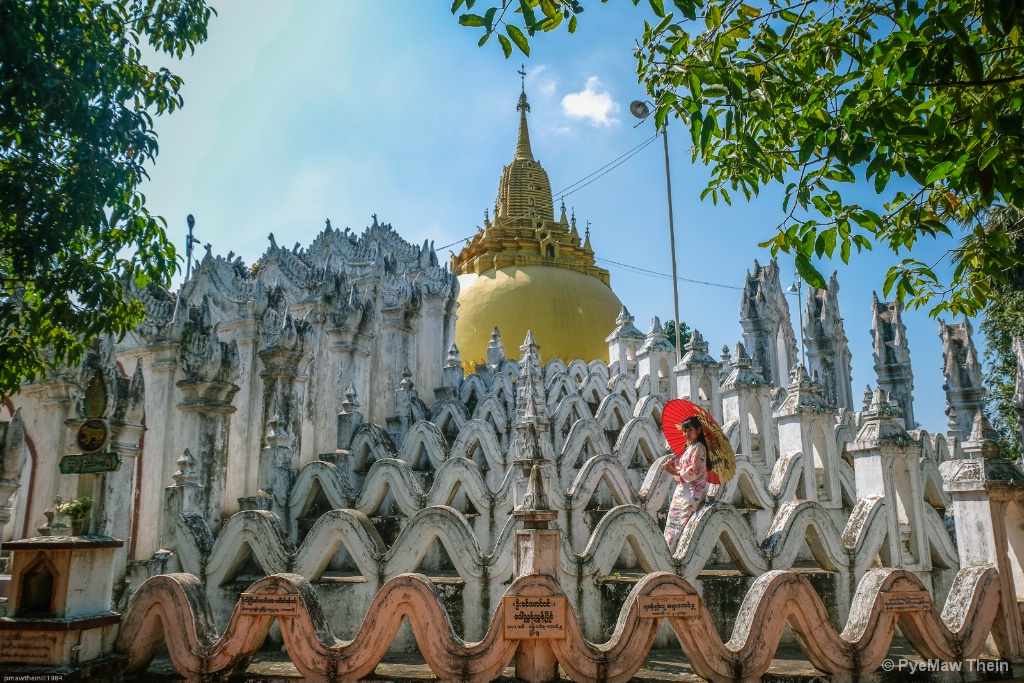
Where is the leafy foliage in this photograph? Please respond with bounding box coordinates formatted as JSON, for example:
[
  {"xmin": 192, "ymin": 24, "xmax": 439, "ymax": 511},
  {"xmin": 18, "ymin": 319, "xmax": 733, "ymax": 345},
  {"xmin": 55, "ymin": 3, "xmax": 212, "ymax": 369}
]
[
  {"xmin": 54, "ymin": 496, "xmax": 92, "ymax": 521},
  {"xmin": 662, "ymin": 318, "xmax": 692, "ymax": 348},
  {"xmin": 0, "ymin": 0, "xmax": 214, "ymax": 399},
  {"xmin": 979, "ymin": 206, "xmax": 1024, "ymax": 460},
  {"xmin": 453, "ymin": 0, "xmax": 1024, "ymax": 317}
]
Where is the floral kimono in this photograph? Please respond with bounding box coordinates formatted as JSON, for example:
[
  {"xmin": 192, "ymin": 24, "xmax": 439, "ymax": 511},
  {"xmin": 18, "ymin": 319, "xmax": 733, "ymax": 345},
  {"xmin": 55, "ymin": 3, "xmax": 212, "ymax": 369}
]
[{"xmin": 663, "ymin": 441, "xmax": 709, "ymax": 550}]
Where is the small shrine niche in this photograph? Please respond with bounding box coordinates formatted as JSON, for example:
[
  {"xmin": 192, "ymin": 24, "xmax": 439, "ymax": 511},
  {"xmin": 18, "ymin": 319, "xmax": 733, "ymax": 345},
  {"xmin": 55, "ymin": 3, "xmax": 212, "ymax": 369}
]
[{"xmin": 16, "ymin": 555, "xmax": 56, "ymax": 617}]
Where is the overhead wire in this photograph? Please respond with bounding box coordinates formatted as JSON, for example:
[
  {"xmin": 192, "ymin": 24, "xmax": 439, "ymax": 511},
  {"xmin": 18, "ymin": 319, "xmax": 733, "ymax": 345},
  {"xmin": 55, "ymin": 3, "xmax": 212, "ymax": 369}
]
[
  {"xmin": 436, "ymin": 129, "xmax": 742, "ymax": 292},
  {"xmin": 595, "ymin": 258, "xmax": 744, "ymax": 290},
  {"xmin": 550, "ymin": 131, "xmax": 660, "ymax": 199},
  {"xmin": 437, "ymin": 132, "xmax": 661, "ymax": 253}
]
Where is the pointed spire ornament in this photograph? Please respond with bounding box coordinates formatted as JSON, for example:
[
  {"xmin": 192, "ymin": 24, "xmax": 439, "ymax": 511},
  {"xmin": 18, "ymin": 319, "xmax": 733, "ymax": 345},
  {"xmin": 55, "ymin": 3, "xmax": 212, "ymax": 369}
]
[
  {"xmin": 446, "ymin": 342, "xmax": 462, "ymax": 368},
  {"xmin": 172, "ymin": 449, "xmax": 201, "ymax": 486},
  {"xmin": 342, "ymin": 384, "xmax": 360, "ymax": 411},
  {"xmin": 514, "ymin": 65, "xmax": 534, "ymax": 162}
]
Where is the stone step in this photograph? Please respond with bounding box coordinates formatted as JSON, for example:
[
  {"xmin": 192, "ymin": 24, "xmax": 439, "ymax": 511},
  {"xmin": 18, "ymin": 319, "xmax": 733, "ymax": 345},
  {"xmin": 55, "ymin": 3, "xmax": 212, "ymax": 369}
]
[{"xmin": 127, "ymin": 642, "xmax": 1023, "ymax": 683}]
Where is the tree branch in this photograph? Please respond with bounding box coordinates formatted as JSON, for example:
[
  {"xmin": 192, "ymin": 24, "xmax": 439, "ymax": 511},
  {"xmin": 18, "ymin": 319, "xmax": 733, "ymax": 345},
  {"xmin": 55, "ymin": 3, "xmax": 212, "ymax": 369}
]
[{"xmin": 909, "ymin": 74, "xmax": 1024, "ymax": 88}]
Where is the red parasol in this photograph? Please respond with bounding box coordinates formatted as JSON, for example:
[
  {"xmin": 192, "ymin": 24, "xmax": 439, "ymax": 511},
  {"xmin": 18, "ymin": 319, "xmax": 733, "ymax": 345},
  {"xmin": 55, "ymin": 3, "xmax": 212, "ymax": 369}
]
[{"xmin": 662, "ymin": 399, "xmax": 736, "ymax": 485}]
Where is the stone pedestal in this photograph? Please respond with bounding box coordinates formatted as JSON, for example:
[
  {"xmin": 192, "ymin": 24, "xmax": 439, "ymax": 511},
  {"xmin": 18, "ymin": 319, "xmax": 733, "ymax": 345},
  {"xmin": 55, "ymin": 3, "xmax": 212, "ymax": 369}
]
[
  {"xmin": 847, "ymin": 390, "xmax": 929, "ymax": 578},
  {"xmin": 674, "ymin": 330, "xmax": 723, "ymax": 424},
  {"xmin": 637, "ymin": 317, "xmax": 675, "ymax": 402},
  {"xmin": 511, "ymin": 456, "xmax": 561, "ymax": 683},
  {"xmin": 941, "ymin": 457, "xmax": 1024, "ymax": 663},
  {"xmin": 0, "ymin": 536, "xmax": 124, "ymax": 679}
]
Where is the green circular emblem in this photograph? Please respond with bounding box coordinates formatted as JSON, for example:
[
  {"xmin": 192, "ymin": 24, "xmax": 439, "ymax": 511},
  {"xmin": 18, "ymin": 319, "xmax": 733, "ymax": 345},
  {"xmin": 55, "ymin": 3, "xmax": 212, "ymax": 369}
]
[{"xmin": 76, "ymin": 418, "xmax": 109, "ymax": 454}]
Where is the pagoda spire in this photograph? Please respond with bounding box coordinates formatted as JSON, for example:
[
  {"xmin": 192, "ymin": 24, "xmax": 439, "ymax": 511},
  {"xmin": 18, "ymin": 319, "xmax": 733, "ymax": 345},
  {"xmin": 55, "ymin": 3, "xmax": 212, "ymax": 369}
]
[{"xmin": 515, "ymin": 64, "xmax": 534, "ymax": 162}]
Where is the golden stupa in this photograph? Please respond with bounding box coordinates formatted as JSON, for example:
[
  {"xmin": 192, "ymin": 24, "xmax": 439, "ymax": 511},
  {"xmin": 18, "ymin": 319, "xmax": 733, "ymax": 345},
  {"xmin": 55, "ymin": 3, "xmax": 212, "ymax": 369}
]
[{"xmin": 452, "ymin": 83, "xmax": 622, "ymax": 366}]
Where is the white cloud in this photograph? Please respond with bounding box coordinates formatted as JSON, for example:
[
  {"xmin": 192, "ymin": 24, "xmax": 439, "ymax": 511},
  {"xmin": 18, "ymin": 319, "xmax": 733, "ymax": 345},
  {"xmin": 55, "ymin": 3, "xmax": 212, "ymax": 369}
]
[
  {"xmin": 528, "ymin": 65, "xmax": 556, "ymax": 97},
  {"xmin": 561, "ymin": 76, "xmax": 620, "ymax": 127}
]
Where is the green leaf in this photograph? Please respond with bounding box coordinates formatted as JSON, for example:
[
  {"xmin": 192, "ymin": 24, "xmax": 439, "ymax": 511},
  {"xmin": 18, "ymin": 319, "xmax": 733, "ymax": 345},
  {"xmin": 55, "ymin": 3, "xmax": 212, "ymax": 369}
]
[
  {"xmin": 507, "ymin": 24, "xmax": 530, "ymax": 55},
  {"xmin": 649, "ymin": 0, "xmax": 666, "ymax": 18},
  {"xmin": 568, "ymin": 14, "xmax": 577, "ymax": 33},
  {"xmin": 738, "ymin": 3, "xmax": 759, "ymax": 18},
  {"xmin": 979, "ymin": 146, "xmax": 999, "ymax": 170},
  {"xmin": 540, "ymin": 0, "xmax": 558, "ymax": 19},
  {"xmin": 451, "ymin": 0, "xmax": 466, "ymax": 14},
  {"xmin": 925, "ymin": 161, "xmax": 953, "ymax": 185},
  {"xmin": 459, "ymin": 13, "xmax": 486, "ymax": 26},
  {"xmin": 795, "ymin": 254, "xmax": 828, "ymax": 289},
  {"xmin": 497, "ymin": 33, "xmax": 512, "ymax": 57},
  {"xmin": 479, "ymin": 32, "xmax": 491, "ymax": 47},
  {"xmin": 519, "ymin": 0, "xmax": 538, "ymax": 27}
]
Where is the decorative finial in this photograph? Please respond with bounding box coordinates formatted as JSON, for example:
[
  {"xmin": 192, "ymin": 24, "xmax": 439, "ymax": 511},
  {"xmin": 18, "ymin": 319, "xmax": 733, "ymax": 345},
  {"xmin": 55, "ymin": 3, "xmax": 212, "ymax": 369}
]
[
  {"xmin": 342, "ymin": 384, "xmax": 360, "ymax": 411},
  {"xmin": 400, "ymin": 366, "xmax": 414, "ymax": 391},
  {"xmin": 172, "ymin": 448, "xmax": 200, "ymax": 486},
  {"xmin": 517, "ymin": 64, "xmax": 530, "ymax": 114},
  {"xmin": 446, "ymin": 343, "xmax": 462, "ymax": 368}
]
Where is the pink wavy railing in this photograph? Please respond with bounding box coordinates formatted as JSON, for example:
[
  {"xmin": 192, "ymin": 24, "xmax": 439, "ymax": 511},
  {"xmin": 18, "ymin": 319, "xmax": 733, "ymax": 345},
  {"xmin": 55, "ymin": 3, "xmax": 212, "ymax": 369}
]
[{"xmin": 117, "ymin": 564, "xmax": 1004, "ymax": 683}]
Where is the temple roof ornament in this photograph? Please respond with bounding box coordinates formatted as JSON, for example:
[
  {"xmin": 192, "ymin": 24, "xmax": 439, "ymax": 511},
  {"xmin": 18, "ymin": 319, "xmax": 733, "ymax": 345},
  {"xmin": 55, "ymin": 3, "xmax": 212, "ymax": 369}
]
[
  {"xmin": 722, "ymin": 342, "xmax": 772, "ymax": 391},
  {"xmin": 776, "ymin": 365, "xmax": 832, "ymax": 415},
  {"xmin": 679, "ymin": 329, "xmax": 719, "ymax": 367},
  {"xmin": 870, "ymin": 292, "xmax": 916, "ymax": 428},
  {"xmin": 605, "ymin": 306, "xmax": 645, "ymax": 343},
  {"xmin": 450, "ymin": 85, "xmax": 610, "ymax": 286},
  {"xmin": 855, "ymin": 387, "xmax": 916, "ymax": 447},
  {"xmin": 640, "ymin": 317, "xmax": 675, "ymax": 354}
]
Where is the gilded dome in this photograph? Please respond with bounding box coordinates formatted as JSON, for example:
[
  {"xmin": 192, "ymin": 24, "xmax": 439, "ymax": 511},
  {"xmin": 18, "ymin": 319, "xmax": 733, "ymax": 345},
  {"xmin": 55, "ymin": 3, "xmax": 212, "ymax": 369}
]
[
  {"xmin": 456, "ymin": 266, "xmax": 622, "ymax": 365},
  {"xmin": 451, "ymin": 82, "xmax": 622, "ymax": 365}
]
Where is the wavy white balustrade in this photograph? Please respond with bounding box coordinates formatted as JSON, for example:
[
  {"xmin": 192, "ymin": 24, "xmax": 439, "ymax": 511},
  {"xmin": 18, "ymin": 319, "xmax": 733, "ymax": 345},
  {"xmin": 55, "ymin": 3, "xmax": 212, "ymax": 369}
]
[
  {"xmin": 193, "ymin": 416, "xmax": 963, "ymax": 592},
  {"xmin": 714, "ymin": 458, "xmax": 775, "ymax": 509}
]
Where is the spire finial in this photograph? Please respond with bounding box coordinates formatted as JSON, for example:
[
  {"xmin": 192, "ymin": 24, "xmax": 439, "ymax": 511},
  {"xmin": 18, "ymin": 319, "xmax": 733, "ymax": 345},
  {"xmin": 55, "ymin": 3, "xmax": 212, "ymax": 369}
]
[
  {"xmin": 515, "ymin": 68, "xmax": 534, "ymax": 161},
  {"xmin": 517, "ymin": 65, "xmax": 530, "ymax": 115}
]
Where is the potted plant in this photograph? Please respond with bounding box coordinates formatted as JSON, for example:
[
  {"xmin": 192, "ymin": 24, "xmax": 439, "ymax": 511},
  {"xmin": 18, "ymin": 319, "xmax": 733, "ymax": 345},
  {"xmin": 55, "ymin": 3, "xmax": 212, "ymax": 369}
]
[{"xmin": 54, "ymin": 497, "xmax": 92, "ymax": 536}]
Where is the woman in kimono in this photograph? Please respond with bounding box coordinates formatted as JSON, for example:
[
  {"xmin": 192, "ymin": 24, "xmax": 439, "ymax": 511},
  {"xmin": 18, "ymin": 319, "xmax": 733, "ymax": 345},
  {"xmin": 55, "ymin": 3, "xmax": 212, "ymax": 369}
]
[{"xmin": 662, "ymin": 416, "xmax": 709, "ymax": 550}]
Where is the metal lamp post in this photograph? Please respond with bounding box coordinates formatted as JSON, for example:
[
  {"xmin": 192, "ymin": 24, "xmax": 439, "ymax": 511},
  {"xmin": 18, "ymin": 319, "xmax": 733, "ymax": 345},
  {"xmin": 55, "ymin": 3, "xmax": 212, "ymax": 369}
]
[
  {"xmin": 786, "ymin": 277, "xmax": 806, "ymax": 369},
  {"xmin": 630, "ymin": 100, "xmax": 681, "ymax": 363}
]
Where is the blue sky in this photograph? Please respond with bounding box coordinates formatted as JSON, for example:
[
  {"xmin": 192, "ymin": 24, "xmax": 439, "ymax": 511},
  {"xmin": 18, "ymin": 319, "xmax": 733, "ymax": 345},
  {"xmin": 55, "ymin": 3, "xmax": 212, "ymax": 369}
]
[{"xmin": 141, "ymin": 1, "xmax": 981, "ymax": 434}]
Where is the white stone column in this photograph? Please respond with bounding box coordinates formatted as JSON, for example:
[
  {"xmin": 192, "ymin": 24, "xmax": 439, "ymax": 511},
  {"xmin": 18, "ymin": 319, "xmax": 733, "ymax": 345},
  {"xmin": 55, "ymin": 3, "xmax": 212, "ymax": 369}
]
[
  {"xmin": 0, "ymin": 409, "xmax": 27, "ymax": 543},
  {"xmin": 674, "ymin": 330, "xmax": 723, "ymax": 424},
  {"xmin": 175, "ymin": 326, "xmax": 240, "ymax": 532},
  {"xmin": 847, "ymin": 389, "xmax": 929, "ymax": 581},
  {"xmin": 773, "ymin": 367, "xmax": 839, "ymax": 507},
  {"xmin": 12, "ymin": 376, "xmax": 78, "ymax": 536},
  {"xmin": 121, "ymin": 342, "xmax": 179, "ymax": 559},
  {"xmin": 218, "ymin": 318, "xmax": 260, "ymax": 506},
  {"xmin": 372, "ymin": 275, "xmax": 416, "ymax": 424},
  {"xmin": 721, "ymin": 343, "xmax": 776, "ymax": 473},
  {"xmin": 941, "ymin": 457, "xmax": 1024, "ymax": 662}
]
